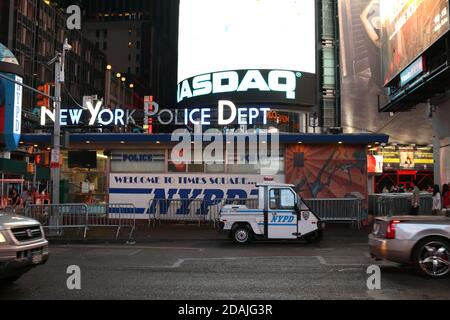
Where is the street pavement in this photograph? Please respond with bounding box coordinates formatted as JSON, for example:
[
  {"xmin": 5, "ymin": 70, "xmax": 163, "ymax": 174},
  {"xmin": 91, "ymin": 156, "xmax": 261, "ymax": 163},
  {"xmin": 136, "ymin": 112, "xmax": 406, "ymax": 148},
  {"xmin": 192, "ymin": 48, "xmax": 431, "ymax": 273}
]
[{"xmin": 1, "ymin": 227, "xmax": 450, "ymax": 300}]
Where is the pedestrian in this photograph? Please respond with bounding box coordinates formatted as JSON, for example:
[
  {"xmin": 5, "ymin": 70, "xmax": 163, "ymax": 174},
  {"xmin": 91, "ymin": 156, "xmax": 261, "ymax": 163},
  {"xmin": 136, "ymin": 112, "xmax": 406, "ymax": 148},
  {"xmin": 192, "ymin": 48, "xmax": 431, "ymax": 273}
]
[
  {"xmin": 382, "ymin": 186, "xmax": 389, "ymax": 193},
  {"xmin": 84, "ymin": 191, "xmax": 95, "ymax": 204},
  {"xmin": 1, "ymin": 195, "xmax": 9, "ymax": 209},
  {"xmin": 10, "ymin": 188, "xmax": 21, "ymax": 209},
  {"xmin": 443, "ymin": 184, "xmax": 450, "ymax": 216},
  {"xmin": 20, "ymin": 187, "xmax": 31, "ymax": 208},
  {"xmin": 409, "ymin": 180, "xmax": 420, "ymax": 216},
  {"xmin": 432, "ymin": 185, "xmax": 442, "ymax": 216},
  {"xmin": 399, "ymin": 185, "xmax": 405, "ymax": 193}
]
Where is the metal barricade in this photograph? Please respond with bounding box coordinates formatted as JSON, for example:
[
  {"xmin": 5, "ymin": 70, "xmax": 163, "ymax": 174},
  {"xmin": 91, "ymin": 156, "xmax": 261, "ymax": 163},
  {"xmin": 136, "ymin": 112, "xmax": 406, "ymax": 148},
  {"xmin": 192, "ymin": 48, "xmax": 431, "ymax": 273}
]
[
  {"xmin": 24, "ymin": 204, "xmax": 88, "ymax": 237},
  {"xmin": 148, "ymin": 199, "xmax": 209, "ymax": 226},
  {"xmin": 86, "ymin": 203, "xmax": 136, "ymax": 240},
  {"xmin": 370, "ymin": 194, "xmax": 433, "ymax": 217},
  {"xmin": 1, "ymin": 206, "xmax": 19, "ymax": 215},
  {"xmin": 147, "ymin": 198, "xmax": 363, "ymax": 228},
  {"xmin": 148, "ymin": 198, "xmax": 259, "ymax": 227},
  {"xmin": 304, "ymin": 198, "xmax": 363, "ymax": 229}
]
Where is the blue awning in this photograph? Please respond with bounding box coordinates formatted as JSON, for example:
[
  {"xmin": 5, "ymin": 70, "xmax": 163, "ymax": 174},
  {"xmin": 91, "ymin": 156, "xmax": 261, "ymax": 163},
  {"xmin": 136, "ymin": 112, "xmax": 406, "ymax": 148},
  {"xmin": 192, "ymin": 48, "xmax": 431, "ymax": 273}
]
[
  {"xmin": 0, "ymin": 43, "xmax": 19, "ymax": 65},
  {"xmin": 21, "ymin": 133, "xmax": 389, "ymax": 145}
]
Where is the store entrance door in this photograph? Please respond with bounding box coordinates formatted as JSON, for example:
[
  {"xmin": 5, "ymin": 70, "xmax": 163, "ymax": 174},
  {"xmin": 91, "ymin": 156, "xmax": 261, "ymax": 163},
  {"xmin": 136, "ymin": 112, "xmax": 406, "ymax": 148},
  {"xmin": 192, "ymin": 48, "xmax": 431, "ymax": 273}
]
[{"xmin": 398, "ymin": 170, "xmax": 417, "ymax": 190}]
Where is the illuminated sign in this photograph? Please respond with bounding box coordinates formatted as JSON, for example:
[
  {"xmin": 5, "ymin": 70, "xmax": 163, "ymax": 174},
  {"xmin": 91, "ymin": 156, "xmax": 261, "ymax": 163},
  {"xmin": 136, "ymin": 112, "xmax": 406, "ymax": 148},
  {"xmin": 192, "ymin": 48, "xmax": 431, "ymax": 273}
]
[
  {"xmin": 41, "ymin": 100, "xmax": 272, "ymax": 127},
  {"xmin": 400, "ymin": 56, "xmax": 425, "ymax": 87},
  {"xmin": 368, "ymin": 155, "xmax": 384, "ymax": 174},
  {"xmin": 267, "ymin": 111, "xmax": 290, "ymax": 124},
  {"xmin": 0, "ymin": 73, "xmax": 22, "ymax": 150},
  {"xmin": 40, "ymin": 104, "xmax": 136, "ymax": 127},
  {"xmin": 177, "ymin": 70, "xmax": 300, "ymax": 103},
  {"xmin": 178, "ymin": 0, "xmax": 317, "ymax": 106}
]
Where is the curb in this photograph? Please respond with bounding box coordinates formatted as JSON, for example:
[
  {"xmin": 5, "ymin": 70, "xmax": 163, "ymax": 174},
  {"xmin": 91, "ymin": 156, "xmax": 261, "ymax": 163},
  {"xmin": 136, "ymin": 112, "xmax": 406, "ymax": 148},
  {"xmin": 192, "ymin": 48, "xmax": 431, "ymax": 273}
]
[{"xmin": 47, "ymin": 238, "xmax": 227, "ymax": 245}]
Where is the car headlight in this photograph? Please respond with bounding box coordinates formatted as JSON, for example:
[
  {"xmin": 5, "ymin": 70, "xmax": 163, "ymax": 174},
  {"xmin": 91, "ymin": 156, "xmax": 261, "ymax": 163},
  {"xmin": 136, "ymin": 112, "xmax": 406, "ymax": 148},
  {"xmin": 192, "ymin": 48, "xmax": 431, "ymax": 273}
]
[{"xmin": 0, "ymin": 231, "xmax": 7, "ymax": 244}]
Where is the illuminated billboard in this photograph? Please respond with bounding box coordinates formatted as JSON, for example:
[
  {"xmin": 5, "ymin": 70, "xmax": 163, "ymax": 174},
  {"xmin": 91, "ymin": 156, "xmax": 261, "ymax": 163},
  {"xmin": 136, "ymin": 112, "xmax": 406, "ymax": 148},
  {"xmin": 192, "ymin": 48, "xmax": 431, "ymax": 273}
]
[
  {"xmin": 380, "ymin": 0, "xmax": 450, "ymax": 86},
  {"xmin": 177, "ymin": 0, "xmax": 317, "ymax": 107}
]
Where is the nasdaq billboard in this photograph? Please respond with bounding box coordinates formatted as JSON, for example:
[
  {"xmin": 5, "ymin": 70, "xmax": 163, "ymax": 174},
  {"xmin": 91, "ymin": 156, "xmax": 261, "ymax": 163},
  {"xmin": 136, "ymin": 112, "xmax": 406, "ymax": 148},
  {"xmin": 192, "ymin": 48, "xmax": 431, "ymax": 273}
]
[{"xmin": 177, "ymin": 0, "xmax": 317, "ymax": 107}]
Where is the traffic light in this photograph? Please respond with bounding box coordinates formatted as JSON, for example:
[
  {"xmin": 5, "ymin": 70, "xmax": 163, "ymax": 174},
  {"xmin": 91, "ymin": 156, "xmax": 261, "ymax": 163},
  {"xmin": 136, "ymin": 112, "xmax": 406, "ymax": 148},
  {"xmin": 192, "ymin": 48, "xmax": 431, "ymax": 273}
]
[{"xmin": 37, "ymin": 83, "xmax": 53, "ymax": 109}]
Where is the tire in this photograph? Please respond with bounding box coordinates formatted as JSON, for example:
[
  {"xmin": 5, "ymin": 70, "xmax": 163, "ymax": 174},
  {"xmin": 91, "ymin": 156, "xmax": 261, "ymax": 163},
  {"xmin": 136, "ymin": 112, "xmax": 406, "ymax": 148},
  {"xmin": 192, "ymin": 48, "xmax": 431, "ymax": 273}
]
[
  {"xmin": 232, "ymin": 225, "xmax": 252, "ymax": 245},
  {"xmin": 412, "ymin": 237, "xmax": 450, "ymax": 279},
  {"xmin": 304, "ymin": 230, "xmax": 323, "ymax": 244}
]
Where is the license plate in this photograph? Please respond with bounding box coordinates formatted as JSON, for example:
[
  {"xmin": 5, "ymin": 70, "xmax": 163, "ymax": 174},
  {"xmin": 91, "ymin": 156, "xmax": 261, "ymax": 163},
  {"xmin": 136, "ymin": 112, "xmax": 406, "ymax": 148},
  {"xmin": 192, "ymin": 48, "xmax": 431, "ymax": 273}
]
[{"xmin": 32, "ymin": 254, "xmax": 43, "ymax": 265}]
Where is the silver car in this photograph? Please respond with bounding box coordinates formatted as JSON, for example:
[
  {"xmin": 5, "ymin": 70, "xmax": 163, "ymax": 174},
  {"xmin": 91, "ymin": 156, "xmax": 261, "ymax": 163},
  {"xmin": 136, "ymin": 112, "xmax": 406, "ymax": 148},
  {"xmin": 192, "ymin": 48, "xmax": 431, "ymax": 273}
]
[
  {"xmin": 0, "ymin": 213, "xmax": 49, "ymax": 284},
  {"xmin": 369, "ymin": 216, "xmax": 450, "ymax": 279}
]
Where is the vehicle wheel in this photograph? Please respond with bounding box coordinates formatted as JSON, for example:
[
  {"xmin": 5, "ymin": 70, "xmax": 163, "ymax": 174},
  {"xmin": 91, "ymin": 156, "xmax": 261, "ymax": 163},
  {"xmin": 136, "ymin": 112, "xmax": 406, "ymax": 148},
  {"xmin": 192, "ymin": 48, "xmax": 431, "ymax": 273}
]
[
  {"xmin": 232, "ymin": 225, "xmax": 252, "ymax": 245},
  {"xmin": 304, "ymin": 230, "xmax": 323, "ymax": 244},
  {"xmin": 0, "ymin": 275, "xmax": 22, "ymax": 285},
  {"xmin": 412, "ymin": 237, "xmax": 450, "ymax": 279}
]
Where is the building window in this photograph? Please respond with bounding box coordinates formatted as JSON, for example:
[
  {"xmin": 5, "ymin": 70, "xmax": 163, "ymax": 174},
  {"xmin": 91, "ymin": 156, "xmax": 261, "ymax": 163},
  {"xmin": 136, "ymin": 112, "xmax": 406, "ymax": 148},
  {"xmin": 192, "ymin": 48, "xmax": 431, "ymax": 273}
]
[
  {"xmin": 103, "ymin": 42, "xmax": 107, "ymax": 50},
  {"xmin": 136, "ymin": 54, "xmax": 140, "ymax": 62},
  {"xmin": 96, "ymin": 30, "xmax": 100, "ymax": 38},
  {"xmin": 136, "ymin": 41, "xmax": 141, "ymax": 49}
]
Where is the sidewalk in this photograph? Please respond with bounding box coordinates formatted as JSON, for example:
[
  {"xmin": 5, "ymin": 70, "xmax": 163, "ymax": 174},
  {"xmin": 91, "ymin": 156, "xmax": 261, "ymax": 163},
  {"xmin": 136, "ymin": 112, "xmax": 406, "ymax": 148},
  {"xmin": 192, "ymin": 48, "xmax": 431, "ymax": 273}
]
[{"xmin": 47, "ymin": 221, "xmax": 372, "ymax": 244}]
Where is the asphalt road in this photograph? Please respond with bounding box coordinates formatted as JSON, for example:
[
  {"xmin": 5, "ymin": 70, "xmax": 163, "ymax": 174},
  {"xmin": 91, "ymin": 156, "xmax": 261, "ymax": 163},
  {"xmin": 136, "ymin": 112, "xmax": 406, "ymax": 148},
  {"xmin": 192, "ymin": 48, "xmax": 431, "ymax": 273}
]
[{"xmin": 1, "ymin": 236, "xmax": 450, "ymax": 300}]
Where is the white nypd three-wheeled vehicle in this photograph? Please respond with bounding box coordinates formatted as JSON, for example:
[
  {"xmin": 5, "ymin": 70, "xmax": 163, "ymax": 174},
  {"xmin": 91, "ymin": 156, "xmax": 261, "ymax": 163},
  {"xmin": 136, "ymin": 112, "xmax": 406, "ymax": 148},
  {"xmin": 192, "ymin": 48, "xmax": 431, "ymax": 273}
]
[{"xmin": 219, "ymin": 182, "xmax": 325, "ymax": 244}]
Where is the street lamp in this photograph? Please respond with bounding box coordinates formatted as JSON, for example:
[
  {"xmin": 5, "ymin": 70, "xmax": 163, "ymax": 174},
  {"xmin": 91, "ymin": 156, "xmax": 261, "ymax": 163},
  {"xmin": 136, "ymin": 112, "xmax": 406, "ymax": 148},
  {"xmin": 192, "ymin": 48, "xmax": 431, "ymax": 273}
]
[
  {"xmin": 105, "ymin": 65, "xmax": 113, "ymax": 107},
  {"xmin": 50, "ymin": 38, "xmax": 72, "ymax": 205},
  {"xmin": 116, "ymin": 72, "xmax": 121, "ymax": 78}
]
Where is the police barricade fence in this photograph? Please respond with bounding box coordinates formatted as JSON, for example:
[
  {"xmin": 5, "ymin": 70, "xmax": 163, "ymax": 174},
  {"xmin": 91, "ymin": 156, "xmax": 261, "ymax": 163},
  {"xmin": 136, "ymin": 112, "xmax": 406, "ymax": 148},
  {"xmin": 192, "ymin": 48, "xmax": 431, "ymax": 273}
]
[
  {"xmin": 147, "ymin": 198, "xmax": 363, "ymax": 228},
  {"xmin": 23, "ymin": 203, "xmax": 136, "ymax": 239},
  {"xmin": 23, "ymin": 204, "xmax": 88, "ymax": 237},
  {"xmin": 1, "ymin": 206, "xmax": 21, "ymax": 214},
  {"xmin": 369, "ymin": 194, "xmax": 432, "ymax": 217},
  {"xmin": 304, "ymin": 198, "xmax": 364, "ymax": 229},
  {"xmin": 148, "ymin": 198, "xmax": 259, "ymax": 227},
  {"xmin": 85, "ymin": 203, "xmax": 136, "ymax": 239}
]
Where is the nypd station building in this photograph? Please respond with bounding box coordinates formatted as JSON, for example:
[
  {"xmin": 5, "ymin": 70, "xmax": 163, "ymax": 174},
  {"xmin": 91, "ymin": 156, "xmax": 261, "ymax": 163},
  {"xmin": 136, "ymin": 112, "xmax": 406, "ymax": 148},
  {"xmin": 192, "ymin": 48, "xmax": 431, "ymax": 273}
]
[{"xmin": 22, "ymin": 0, "xmax": 388, "ymax": 217}]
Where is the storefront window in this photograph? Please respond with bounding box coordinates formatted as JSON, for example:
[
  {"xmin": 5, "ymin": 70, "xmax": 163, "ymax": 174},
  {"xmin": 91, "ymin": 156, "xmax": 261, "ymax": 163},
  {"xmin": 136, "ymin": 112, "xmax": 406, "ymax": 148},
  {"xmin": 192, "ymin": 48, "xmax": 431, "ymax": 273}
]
[
  {"xmin": 205, "ymin": 162, "xmax": 225, "ymax": 173},
  {"xmin": 188, "ymin": 164, "xmax": 204, "ymax": 173},
  {"xmin": 61, "ymin": 151, "xmax": 108, "ymax": 204}
]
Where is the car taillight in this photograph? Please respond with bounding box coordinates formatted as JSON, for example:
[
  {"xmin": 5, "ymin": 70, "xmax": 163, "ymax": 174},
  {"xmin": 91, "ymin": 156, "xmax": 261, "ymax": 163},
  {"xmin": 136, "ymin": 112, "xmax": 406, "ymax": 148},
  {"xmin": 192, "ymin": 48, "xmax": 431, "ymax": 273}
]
[{"xmin": 386, "ymin": 220, "xmax": 401, "ymax": 239}]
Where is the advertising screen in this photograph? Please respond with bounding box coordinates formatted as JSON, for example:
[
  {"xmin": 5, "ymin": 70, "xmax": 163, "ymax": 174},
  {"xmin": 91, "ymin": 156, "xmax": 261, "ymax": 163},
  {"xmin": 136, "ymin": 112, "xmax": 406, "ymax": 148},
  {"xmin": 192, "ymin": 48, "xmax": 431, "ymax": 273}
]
[
  {"xmin": 380, "ymin": 0, "xmax": 450, "ymax": 86},
  {"xmin": 177, "ymin": 0, "xmax": 317, "ymax": 107}
]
